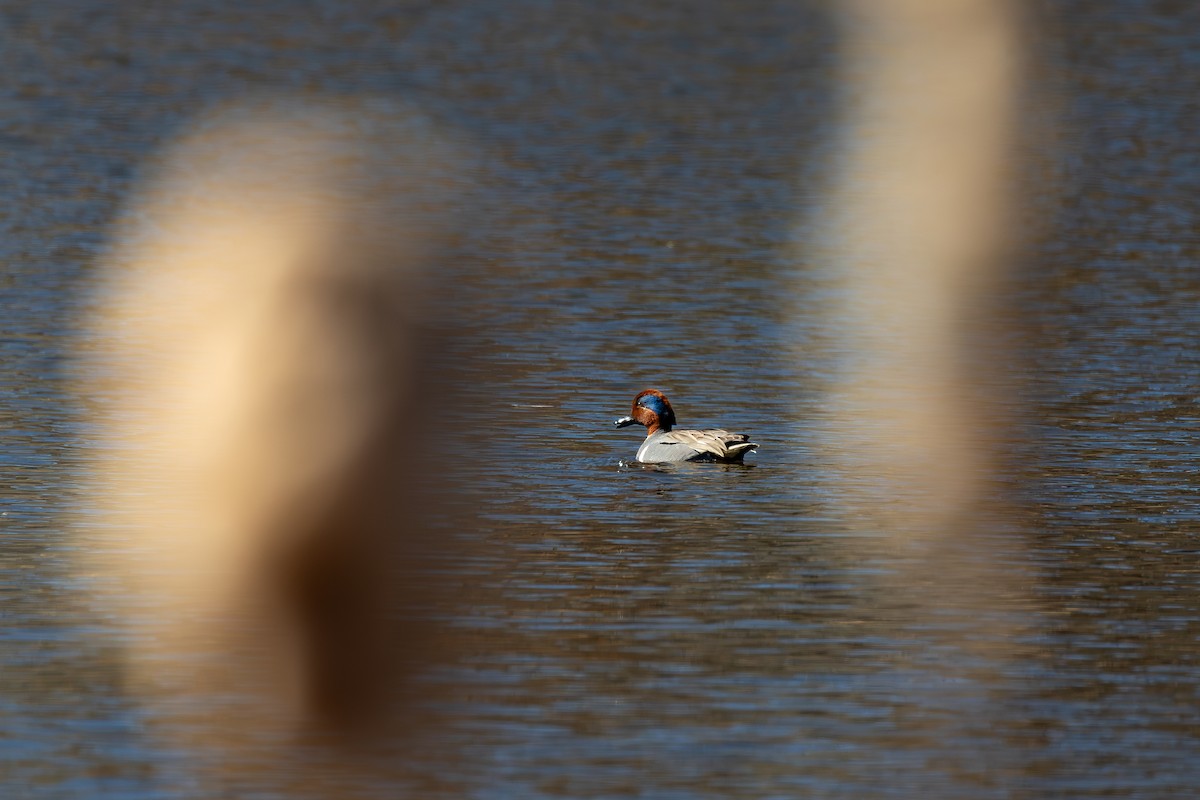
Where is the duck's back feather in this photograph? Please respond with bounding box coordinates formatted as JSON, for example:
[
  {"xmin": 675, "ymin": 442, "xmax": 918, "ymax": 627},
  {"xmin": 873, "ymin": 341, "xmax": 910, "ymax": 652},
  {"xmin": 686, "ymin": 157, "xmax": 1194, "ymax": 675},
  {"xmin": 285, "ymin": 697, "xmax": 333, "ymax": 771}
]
[{"xmin": 639, "ymin": 428, "xmax": 758, "ymax": 463}]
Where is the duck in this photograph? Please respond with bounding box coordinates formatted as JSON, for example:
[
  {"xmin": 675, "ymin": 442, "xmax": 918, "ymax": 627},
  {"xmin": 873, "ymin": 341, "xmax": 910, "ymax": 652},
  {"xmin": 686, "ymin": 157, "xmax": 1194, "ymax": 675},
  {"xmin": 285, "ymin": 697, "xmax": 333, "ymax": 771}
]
[{"xmin": 613, "ymin": 389, "xmax": 758, "ymax": 463}]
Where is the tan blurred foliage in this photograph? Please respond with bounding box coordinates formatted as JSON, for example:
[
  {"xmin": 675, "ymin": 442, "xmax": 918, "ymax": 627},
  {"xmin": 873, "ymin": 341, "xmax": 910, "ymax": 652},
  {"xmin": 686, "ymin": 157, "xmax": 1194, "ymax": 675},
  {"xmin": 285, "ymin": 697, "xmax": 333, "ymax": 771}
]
[{"xmin": 74, "ymin": 97, "xmax": 469, "ymax": 791}]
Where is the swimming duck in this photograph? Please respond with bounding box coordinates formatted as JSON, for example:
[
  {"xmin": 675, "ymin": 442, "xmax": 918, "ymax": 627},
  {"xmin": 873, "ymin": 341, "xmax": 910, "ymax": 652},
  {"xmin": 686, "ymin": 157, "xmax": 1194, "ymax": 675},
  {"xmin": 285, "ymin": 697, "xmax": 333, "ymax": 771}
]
[{"xmin": 613, "ymin": 389, "xmax": 758, "ymax": 463}]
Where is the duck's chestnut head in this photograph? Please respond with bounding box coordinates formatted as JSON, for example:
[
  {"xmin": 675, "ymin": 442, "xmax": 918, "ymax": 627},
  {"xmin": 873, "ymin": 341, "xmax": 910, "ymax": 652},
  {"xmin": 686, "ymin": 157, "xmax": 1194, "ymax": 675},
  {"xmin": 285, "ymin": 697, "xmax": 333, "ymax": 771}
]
[{"xmin": 613, "ymin": 389, "xmax": 677, "ymax": 434}]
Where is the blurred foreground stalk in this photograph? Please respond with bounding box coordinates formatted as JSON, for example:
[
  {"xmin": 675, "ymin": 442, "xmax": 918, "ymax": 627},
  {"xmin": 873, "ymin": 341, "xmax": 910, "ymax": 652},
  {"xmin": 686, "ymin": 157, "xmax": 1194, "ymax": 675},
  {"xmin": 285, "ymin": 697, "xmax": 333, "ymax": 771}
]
[
  {"xmin": 812, "ymin": 0, "xmax": 1034, "ymax": 791},
  {"xmin": 74, "ymin": 97, "xmax": 469, "ymax": 797}
]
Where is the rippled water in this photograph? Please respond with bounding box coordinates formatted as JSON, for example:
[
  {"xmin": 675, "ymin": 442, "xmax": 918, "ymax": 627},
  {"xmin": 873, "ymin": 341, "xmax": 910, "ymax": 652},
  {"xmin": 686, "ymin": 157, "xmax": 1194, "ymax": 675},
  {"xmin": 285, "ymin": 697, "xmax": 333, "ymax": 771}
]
[{"xmin": 3, "ymin": 1, "xmax": 1200, "ymax": 797}]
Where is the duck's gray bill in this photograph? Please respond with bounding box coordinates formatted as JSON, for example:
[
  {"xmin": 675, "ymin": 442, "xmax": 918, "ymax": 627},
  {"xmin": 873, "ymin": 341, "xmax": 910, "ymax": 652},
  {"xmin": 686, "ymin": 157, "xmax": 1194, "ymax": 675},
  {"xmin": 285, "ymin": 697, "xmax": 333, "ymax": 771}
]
[{"xmin": 614, "ymin": 416, "xmax": 636, "ymax": 428}]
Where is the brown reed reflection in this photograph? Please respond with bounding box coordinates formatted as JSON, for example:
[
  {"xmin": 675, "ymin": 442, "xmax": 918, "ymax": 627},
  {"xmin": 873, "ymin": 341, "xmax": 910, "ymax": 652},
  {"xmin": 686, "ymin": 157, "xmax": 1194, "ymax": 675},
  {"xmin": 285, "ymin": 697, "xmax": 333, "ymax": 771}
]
[{"xmin": 73, "ymin": 97, "xmax": 469, "ymax": 796}]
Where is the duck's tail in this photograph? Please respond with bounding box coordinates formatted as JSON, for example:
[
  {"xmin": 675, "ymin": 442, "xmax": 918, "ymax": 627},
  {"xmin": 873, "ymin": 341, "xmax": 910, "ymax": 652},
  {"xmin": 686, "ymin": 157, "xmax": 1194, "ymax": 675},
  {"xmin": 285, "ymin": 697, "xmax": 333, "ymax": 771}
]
[{"xmin": 726, "ymin": 442, "xmax": 758, "ymax": 462}]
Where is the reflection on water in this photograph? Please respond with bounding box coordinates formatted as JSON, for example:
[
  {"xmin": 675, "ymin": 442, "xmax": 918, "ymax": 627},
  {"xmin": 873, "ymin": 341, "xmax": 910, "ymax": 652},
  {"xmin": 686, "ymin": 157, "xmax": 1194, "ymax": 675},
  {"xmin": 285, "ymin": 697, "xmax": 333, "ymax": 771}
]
[{"xmin": 1, "ymin": 0, "xmax": 1199, "ymax": 798}]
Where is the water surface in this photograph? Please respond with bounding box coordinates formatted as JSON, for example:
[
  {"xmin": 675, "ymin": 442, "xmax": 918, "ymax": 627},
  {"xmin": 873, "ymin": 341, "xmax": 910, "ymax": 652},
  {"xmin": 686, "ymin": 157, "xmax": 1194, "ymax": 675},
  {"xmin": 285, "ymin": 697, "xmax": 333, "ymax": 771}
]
[{"xmin": 2, "ymin": 1, "xmax": 1200, "ymax": 797}]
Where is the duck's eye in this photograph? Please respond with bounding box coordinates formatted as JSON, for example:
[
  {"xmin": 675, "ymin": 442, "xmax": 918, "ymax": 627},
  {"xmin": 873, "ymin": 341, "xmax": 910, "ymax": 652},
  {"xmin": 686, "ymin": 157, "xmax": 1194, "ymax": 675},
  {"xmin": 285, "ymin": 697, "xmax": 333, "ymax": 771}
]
[{"xmin": 637, "ymin": 395, "xmax": 667, "ymax": 415}]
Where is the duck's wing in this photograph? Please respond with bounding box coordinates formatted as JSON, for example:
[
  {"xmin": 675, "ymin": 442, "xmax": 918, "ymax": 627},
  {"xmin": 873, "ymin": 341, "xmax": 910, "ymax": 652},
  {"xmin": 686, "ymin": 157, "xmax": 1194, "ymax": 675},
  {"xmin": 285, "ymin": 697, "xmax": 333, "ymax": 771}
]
[{"xmin": 660, "ymin": 429, "xmax": 757, "ymax": 460}]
